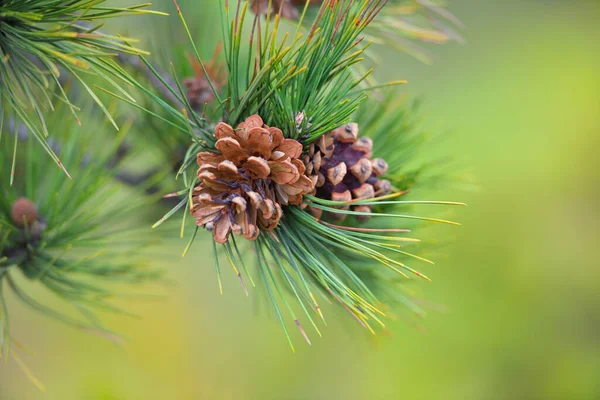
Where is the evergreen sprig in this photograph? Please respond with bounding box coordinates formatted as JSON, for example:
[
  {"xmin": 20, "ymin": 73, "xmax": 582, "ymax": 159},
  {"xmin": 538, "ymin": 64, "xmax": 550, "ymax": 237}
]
[
  {"xmin": 0, "ymin": 102, "xmax": 162, "ymax": 372},
  {"xmin": 0, "ymin": 0, "xmax": 166, "ymax": 176},
  {"xmin": 119, "ymin": 0, "xmax": 464, "ymax": 349},
  {"xmin": 221, "ymin": 0, "xmax": 386, "ymax": 140}
]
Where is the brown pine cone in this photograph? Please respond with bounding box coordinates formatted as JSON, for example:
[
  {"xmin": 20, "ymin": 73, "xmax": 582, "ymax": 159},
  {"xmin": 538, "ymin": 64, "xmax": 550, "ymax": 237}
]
[
  {"xmin": 183, "ymin": 47, "xmax": 226, "ymax": 110},
  {"xmin": 11, "ymin": 197, "xmax": 38, "ymax": 227},
  {"xmin": 183, "ymin": 75, "xmax": 213, "ymax": 108},
  {"xmin": 192, "ymin": 115, "xmax": 314, "ymax": 243},
  {"xmin": 250, "ymin": 0, "xmax": 299, "ymax": 20},
  {"xmin": 303, "ymin": 123, "xmax": 392, "ymax": 221}
]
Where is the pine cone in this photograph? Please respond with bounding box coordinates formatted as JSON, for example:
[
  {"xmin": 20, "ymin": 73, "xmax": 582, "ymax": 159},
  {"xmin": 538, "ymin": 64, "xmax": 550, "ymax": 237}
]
[
  {"xmin": 11, "ymin": 197, "xmax": 38, "ymax": 227},
  {"xmin": 250, "ymin": 0, "xmax": 299, "ymax": 20},
  {"xmin": 192, "ymin": 115, "xmax": 314, "ymax": 243},
  {"xmin": 291, "ymin": 0, "xmax": 322, "ymax": 5},
  {"xmin": 183, "ymin": 75, "xmax": 213, "ymax": 108},
  {"xmin": 183, "ymin": 48, "xmax": 226, "ymax": 110},
  {"xmin": 303, "ymin": 123, "xmax": 392, "ymax": 221}
]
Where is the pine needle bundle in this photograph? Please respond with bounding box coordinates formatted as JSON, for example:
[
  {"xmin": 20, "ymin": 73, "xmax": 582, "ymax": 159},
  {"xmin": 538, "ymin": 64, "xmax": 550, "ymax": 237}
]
[
  {"xmin": 116, "ymin": 0, "xmax": 465, "ymax": 350},
  {"xmin": 0, "ymin": 104, "xmax": 162, "ymax": 375}
]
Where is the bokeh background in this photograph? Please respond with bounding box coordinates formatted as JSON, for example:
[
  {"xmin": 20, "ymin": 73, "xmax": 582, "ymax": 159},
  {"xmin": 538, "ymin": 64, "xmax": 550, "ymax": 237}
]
[{"xmin": 1, "ymin": 0, "xmax": 599, "ymax": 399}]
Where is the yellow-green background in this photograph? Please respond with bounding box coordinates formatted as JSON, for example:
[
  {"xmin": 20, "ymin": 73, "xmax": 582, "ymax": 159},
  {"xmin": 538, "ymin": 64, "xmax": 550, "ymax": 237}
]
[{"xmin": 1, "ymin": 0, "xmax": 599, "ymax": 399}]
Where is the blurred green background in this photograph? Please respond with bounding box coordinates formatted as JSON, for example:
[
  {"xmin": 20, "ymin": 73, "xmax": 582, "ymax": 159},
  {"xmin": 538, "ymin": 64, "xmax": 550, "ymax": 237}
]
[{"xmin": 1, "ymin": 0, "xmax": 599, "ymax": 399}]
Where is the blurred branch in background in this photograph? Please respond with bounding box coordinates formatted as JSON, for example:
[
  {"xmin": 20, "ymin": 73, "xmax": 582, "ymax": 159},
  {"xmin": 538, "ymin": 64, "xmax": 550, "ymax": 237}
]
[
  {"xmin": 251, "ymin": 0, "xmax": 464, "ymax": 63},
  {"xmin": 0, "ymin": 1, "xmax": 167, "ymax": 175}
]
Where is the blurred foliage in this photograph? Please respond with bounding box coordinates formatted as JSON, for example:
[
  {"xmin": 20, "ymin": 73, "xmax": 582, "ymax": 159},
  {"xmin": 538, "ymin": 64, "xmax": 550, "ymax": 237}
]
[
  {"xmin": 0, "ymin": 100, "xmax": 163, "ymax": 389},
  {"xmin": 0, "ymin": 0, "xmax": 599, "ymax": 399},
  {"xmin": 0, "ymin": 0, "xmax": 165, "ymax": 173}
]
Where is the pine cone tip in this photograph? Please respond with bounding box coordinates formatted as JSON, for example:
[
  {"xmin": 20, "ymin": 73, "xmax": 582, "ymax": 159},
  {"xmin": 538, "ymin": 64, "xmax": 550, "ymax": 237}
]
[{"xmin": 11, "ymin": 197, "xmax": 38, "ymax": 227}]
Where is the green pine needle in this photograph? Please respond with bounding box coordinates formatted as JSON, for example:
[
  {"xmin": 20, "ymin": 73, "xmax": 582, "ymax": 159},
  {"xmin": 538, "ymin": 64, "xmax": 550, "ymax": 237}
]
[
  {"xmin": 0, "ymin": 101, "xmax": 163, "ymax": 360},
  {"xmin": 0, "ymin": 0, "xmax": 167, "ymax": 176},
  {"xmin": 112, "ymin": 0, "xmax": 464, "ymax": 348}
]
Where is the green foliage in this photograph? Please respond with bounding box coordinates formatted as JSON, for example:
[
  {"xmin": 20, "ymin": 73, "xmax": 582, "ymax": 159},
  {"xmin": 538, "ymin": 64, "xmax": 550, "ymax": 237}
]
[
  {"xmin": 255, "ymin": 0, "xmax": 463, "ymax": 64},
  {"xmin": 0, "ymin": 0, "xmax": 465, "ymax": 368},
  {"xmin": 117, "ymin": 0, "xmax": 463, "ymax": 349},
  {"xmin": 221, "ymin": 0, "xmax": 382, "ymax": 140},
  {"xmin": 0, "ymin": 104, "xmax": 161, "ymax": 368},
  {"xmin": 0, "ymin": 0, "xmax": 165, "ymax": 175}
]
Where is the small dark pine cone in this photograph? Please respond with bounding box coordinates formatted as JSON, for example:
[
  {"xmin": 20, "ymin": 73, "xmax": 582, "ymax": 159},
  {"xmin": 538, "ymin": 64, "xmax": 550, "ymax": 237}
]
[
  {"xmin": 183, "ymin": 50, "xmax": 226, "ymax": 110},
  {"xmin": 250, "ymin": 0, "xmax": 299, "ymax": 19},
  {"xmin": 10, "ymin": 197, "xmax": 38, "ymax": 227},
  {"xmin": 192, "ymin": 115, "xmax": 314, "ymax": 243},
  {"xmin": 302, "ymin": 123, "xmax": 392, "ymax": 222},
  {"xmin": 183, "ymin": 74, "xmax": 213, "ymax": 108}
]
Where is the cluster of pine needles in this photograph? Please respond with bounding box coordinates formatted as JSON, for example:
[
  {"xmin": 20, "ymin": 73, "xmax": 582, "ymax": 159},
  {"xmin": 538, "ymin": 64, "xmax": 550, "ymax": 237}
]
[
  {"xmin": 0, "ymin": 0, "xmax": 465, "ymax": 379},
  {"xmin": 114, "ymin": 0, "xmax": 465, "ymax": 350}
]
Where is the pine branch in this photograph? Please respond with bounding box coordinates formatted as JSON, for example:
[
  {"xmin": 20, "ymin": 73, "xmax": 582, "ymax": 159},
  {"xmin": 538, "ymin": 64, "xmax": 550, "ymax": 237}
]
[
  {"xmin": 121, "ymin": 1, "xmax": 466, "ymax": 348},
  {"xmin": 0, "ymin": 1, "xmax": 167, "ymax": 176},
  {"xmin": 1, "ymin": 107, "xmax": 163, "ymax": 362}
]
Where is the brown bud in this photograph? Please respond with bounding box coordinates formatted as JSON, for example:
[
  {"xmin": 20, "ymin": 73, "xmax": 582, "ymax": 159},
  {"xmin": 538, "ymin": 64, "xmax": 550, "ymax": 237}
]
[
  {"xmin": 349, "ymin": 158, "xmax": 373, "ymax": 183},
  {"xmin": 240, "ymin": 114, "xmax": 264, "ymax": 130},
  {"xmin": 326, "ymin": 162, "xmax": 347, "ymax": 186},
  {"xmin": 329, "ymin": 213, "xmax": 347, "ymax": 222},
  {"xmin": 312, "ymin": 151, "xmax": 322, "ymax": 172},
  {"xmin": 310, "ymin": 174, "xmax": 320, "ymax": 187},
  {"xmin": 353, "ymin": 205, "xmax": 372, "ymax": 222},
  {"xmin": 331, "ymin": 189, "xmax": 352, "ymax": 216},
  {"xmin": 371, "ymin": 158, "xmax": 389, "ymax": 177},
  {"xmin": 307, "ymin": 205, "xmax": 323, "ymax": 220},
  {"xmin": 11, "ymin": 197, "xmax": 38, "ymax": 227},
  {"xmin": 317, "ymin": 133, "xmax": 334, "ymax": 158},
  {"xmin": 331, "ymin": 189, "xmax": 352, "ymax": 203},
  {"xmin": 244, "ymin": 224, "xmax": 259, "ymax": 241},
  {"xmin": 305, "ymin": 161, "xmax": 314, "ymax": 175},
  {"xmin": 328, "ymin": 212, "xmax": 347, "ymax": 222},
  {"xmin": 231, "ymin": 224, "xmax": 243, "ymax": 235},
  {"xmin": 352, "ymin": 183, "xmax": 375, "ymax": 200},
  {"xmin": 328, "ymin": 189, "xmax": 352, "ymax": 221},
  {"xmin": 374, "ymin": 179, "xmax": 392, "ymax": 195},
  {"xmin": 332, "ymin": 123, "xmax": 359, "ymax": 143},
  {"xmin": 243, "ymin": 156, "xmax": 270, "ymax": 178},
  {"xmin": 353, "ymin": 137, "xmax": 373, "ymax": 158},
  {"xmin": 316, "ymin": 173, "xmax": 326, "ymax": 187}
]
